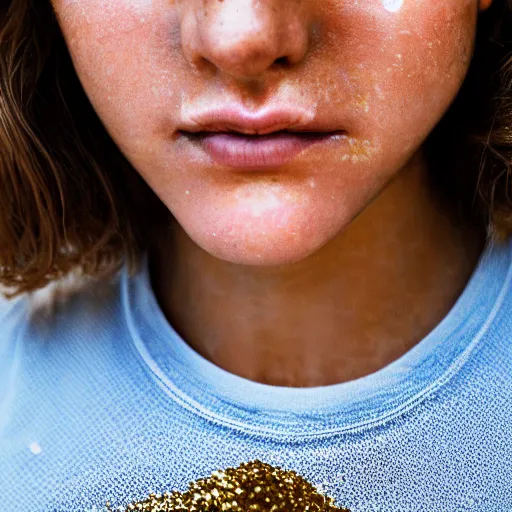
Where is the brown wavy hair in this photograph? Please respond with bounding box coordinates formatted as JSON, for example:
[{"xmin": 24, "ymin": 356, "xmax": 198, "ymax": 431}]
[{"xmin": 0, "ymin": 0, "xmax": 512, "ymax": 298}]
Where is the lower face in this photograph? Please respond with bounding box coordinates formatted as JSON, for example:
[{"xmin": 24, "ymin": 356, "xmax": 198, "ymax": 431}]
[{"xmin": 52, "ymin": 0, "xmax": 477, "ymax": 265}]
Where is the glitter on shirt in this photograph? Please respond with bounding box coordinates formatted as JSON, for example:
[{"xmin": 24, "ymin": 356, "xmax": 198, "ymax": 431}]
[{"xmin": 109, "ymin": 460, "xmax": 351, "ymax": 512}]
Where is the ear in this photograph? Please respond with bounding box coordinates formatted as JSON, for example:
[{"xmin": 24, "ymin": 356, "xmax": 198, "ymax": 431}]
[{"xmin": 479, "ymin": 0, "xmax": 493, "ymax": 11}]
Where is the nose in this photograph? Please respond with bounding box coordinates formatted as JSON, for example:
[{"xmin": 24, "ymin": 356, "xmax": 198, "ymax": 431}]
[{"xmin": 181, "ymin": 0, "xmax": 310, "ymax": 81}]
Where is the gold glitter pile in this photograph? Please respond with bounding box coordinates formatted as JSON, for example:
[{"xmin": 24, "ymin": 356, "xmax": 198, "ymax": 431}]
[{"xmin": 109, "ymin": 459, "xmax": 351, "ymax": 512}]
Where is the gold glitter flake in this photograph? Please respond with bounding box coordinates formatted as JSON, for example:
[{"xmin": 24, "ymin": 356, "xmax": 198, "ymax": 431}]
[{"xmin": 108, "ymin": 460, "xmax": 351, "ymax": 512}]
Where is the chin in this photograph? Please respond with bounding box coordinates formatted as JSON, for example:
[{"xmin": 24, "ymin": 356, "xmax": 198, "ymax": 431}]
[
  {"xmin": 166, "ymin": 186, "xmax": 364, "ymax": 266},
  {"xmin": 205, "ymin": 244, "xmax": 321, "ymax": 267},
  {"xmin": 184, "ymin": 223, "xmax": 339, "ymax": 267}
]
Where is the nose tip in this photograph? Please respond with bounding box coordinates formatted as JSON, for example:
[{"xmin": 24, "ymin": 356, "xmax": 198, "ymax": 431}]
[
  {"xmin": 182, "ymin": 1, "xmax": 310, "ymax": 80},
  {"xmin": 201, "ymin": 31, "xmax": 298, "ymax": 79}
]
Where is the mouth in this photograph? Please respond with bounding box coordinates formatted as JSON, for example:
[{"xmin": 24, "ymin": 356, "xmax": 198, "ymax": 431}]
[
  {"xmin": 177, "ymin": 105, "xmax": 346, "ymax": 170},
  {"xmin": 179, "ymin": 130, "xmax": 346, "ymax": 170}
]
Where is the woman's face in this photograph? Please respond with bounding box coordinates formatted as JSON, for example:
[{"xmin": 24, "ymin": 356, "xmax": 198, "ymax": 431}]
[{"xmin": 52, "ymin": 0, "xmax": 488, "ymax": 265}]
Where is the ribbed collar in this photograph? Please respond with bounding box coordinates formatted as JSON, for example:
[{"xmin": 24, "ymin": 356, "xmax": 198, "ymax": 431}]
[{"xmin": 122, "ymin": 238, "xmax": 512, "ymax": 440}]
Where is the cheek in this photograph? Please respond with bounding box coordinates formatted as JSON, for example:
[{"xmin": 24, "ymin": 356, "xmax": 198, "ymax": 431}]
[
  {"xmin": 390, "ymin": 1, "xmax": 476, "ymax": 111},
  {"xmin": 54, "ymin": 0, "xmax": 184, "ymax": 160},
  {"xmin": 320, "ymin": 0, "xmax": 476, "ymax": 152}
]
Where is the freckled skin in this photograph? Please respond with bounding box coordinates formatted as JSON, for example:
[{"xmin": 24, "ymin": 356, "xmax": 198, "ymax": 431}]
[
  {"xmin": 53, "ymin": 0, "xmax": 477, "ymax": 265},
  {"xmin": 52, "ymin": 0, "xmax": 490, "ymax": 386}
]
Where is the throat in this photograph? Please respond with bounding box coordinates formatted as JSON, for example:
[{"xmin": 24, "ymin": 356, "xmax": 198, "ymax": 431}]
[{"xmin": 149, "ymin": 160, "xmax": 485, "ymax": 388}]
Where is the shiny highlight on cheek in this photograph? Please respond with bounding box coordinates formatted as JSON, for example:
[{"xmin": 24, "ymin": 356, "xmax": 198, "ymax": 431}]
[{"xmin": 382, "ymin": 0, "xmax": 404, "ymax": 13}]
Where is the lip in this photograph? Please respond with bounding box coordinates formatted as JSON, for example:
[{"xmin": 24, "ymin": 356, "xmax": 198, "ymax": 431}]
[
  {"xmin": 186, "ymin": 131, "xmax": 341, "ymax": 169},
  {"xmin": 178, "ymin": 105, "xmax": 345, "ymax": 169}
]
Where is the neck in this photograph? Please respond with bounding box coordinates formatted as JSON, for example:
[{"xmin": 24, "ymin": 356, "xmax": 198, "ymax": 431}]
[{"xmin": 149, "ymin": 151, "xmax": 484, "ymax": 387}]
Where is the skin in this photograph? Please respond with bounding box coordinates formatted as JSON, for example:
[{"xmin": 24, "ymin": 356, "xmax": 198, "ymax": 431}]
[{"xmin": 52, "ymin": 0, "xmax": 491, "ymax": 387}]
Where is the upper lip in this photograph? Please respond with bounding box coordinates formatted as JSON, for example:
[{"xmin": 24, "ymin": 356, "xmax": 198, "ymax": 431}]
[{"xmin": 178, "ymin": 105, "xmax": 342, "ymax": 136}]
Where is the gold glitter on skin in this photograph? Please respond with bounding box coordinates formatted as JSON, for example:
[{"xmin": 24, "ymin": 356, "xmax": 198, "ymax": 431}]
[{"xmin": 107, "ymin": 460, "xmax": 351, "ymax": 512}]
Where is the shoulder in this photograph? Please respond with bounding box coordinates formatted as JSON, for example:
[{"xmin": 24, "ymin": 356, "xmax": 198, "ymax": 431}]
[
  {"xmin": 0, "ymin": 292, "xmax": 30, "ymax": 367},
  {"xmin": 0, "ymin": 270, "xmax": 128, "ymax": 434},
  {"xmin": 0, "ymin": 271, "xmax": 125, "ymax": 376}
]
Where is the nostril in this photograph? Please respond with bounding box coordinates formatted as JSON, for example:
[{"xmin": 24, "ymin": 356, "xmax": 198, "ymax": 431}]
[{"xmin": 274, "ymin": 56, "xmax": 290, "ymax": 67}]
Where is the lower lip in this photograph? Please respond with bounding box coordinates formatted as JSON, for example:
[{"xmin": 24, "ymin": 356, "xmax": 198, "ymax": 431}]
[{"xmin": 184, "ymin": 131, "xmax": 342, "ymax": 169}]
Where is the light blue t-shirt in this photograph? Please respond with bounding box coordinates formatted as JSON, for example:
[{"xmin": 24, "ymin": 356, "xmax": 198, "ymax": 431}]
[{"xmin": 1, "ymin": 238, "xmax": 512, "ymax": 512}]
